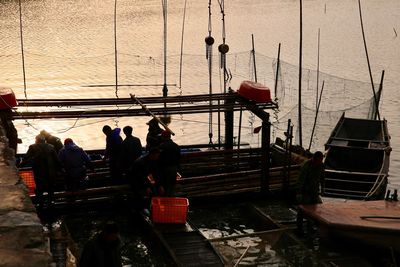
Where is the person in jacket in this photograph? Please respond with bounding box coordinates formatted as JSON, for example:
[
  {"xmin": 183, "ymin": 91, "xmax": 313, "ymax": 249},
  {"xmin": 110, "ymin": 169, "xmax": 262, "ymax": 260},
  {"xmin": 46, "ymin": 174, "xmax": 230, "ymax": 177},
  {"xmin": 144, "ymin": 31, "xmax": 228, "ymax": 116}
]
[
  {"xmin": 78, "ymin": 221, "xmax": 122, "ymax": 267},
  {"xmin": 58, "ymin": 138, "xmax": 92, "ymax": 192},
  {"xmin": 296, "ymin": 151, "xmax": 325, "ymax": 233},
  {"xmin": 102, "ymin": 125, "xmax": 123, "ymax": 184},
  {"xmin": 158, "ymin": 130, "xmax": 181, "ymax": 196},
  {"xmin": 145, "ymin": 118, "xmax": 163, "ymax": 151},
  {"xmin": 20, "ymin": 135, "xmax": 60, "ymax": 208},
  {"xmin": 40, "ymin": 130, "xmax": 64, "ymax": 153},
  {"xmin": 120, "ymin": 126, "xmax": 143, "ymax": 175}
]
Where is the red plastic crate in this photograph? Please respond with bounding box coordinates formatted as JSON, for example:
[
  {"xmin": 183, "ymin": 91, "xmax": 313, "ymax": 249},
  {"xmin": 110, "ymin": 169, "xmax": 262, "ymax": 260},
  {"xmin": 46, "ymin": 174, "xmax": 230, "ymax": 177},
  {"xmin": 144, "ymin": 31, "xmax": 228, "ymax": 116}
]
[
  {"xmin": 151, "ymin": 197, "xmax": 189, "ymax": 224},
  {"xmin": 19, "ymin": 170, "xmax": 36, "ymax": 196}
]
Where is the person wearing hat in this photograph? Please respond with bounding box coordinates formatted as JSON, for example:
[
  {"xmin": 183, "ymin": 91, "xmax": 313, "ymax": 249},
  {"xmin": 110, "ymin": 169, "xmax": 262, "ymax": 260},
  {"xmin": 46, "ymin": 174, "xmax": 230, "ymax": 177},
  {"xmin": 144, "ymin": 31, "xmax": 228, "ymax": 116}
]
[
  {"xmin": 19, "ymin": 135, "xmax": 61, "ymax": 208},
  {"xmin": 58, "ymin": 138, "xmax": 93, "ymax": 193},
  {"xmin": 145, "ymin": 118, "xmax": 163, "ymax": 151},
  {"xmin": 158, "ymin": 130, "xmax": 181, "ymax": 196}
]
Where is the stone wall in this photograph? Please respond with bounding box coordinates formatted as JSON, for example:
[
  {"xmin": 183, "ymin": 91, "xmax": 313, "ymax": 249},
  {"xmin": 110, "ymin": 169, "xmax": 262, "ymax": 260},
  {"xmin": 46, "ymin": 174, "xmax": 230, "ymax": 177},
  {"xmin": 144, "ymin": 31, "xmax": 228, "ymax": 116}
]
[{"xmin": 0, "ymin": 127, "xmax": 51, "ymax": 266}]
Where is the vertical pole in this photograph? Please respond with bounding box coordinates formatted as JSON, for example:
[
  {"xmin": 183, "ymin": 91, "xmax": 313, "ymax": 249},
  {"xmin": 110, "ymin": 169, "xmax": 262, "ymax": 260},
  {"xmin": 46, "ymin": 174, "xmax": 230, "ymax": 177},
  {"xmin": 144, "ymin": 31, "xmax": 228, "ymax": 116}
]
[
  {"xmin": 162, "ymin": 0, "xmax": 168, "ymax": 103},
  {"xmin": 261, "ymin": 113, "xmax": 271, "ymax": 193},
  {"xmin": 316, "ymin": 28, "xmax": 320, "ymax": 110},
  {"xmin": 274, "ymin": 43, "xmax": 281, "ymax": 100},
  {"xmin": 225, "ymin": 90, "xmax": 234, "ymax": 150},
  {"xmin": 375, "ymin": 70, "xmax": 385, "ymax": 120},
  {"xmin": 298, "ymin": 0, "xmax": 303, "ymax": 147},
  {"xmin": 218, "ymin": 99, "xmax": 221, "ymax": 149},
  {"xmin": 251, "ymin": 34, "xmax": 257, "ymax": 83},
  {"xmin": 114, "ymin": 0, "xmax": 119, "ymax": 98}
]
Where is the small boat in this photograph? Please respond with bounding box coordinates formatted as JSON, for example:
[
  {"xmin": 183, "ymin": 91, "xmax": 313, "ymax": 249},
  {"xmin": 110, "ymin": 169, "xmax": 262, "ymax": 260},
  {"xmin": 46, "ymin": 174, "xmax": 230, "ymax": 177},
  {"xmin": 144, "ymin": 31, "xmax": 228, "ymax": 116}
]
[
  {"xmin": 299, "ymin": 199, "xmax": 400, "ymax": 253},
  {"xmin": 237, "ymin": 80, "xmax": 272, "ymax": 103},
  {"xmin": 323, "ymin": 114, "xmax": 391, "ymax": 200}
]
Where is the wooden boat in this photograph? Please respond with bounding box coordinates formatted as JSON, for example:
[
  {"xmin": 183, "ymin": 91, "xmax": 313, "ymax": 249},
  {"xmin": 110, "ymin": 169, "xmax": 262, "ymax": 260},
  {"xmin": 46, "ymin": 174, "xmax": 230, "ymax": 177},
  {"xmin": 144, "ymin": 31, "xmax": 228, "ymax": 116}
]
[
  {"xmin": 323, "ymin": 114, "xmax": 391, "ymax": 200},
  {"xmin": 299, "ymin": 199, "xmax": 400, "ymax": 253}
]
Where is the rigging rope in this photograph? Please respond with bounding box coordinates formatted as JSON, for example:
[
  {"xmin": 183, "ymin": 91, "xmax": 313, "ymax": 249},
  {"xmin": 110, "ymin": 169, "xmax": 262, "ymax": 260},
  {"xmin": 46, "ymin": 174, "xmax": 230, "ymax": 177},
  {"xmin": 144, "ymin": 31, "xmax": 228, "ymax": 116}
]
[
  {"xmin": 205, "ymin": 0, "xmax": 214, "ymax": 144},
  {"xmin": 18, "ymin": 0, "xmax": 27, "ymax": 99},
  {"xmin": 162, "ymin": 0, "xmax": 168, "ymax": 100},
  {"xmin": 217, "ymin": 0, "xmax": 229, "ymax": 93}
]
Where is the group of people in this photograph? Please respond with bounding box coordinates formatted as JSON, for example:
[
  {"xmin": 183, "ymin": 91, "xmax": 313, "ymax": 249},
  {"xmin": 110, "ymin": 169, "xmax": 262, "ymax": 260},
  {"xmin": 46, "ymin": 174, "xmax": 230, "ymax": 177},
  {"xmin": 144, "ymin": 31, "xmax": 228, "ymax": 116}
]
[
  {"xmin": 19, "ymin": 130, "xmax": 92, "ymax": 208},
  {"xmin": 102, "ymin": 118, "xmax": 181, "ymax": 200},
  {"xmin": 19, "ymin": 118, "xmax": 180, "ymax": 209}
]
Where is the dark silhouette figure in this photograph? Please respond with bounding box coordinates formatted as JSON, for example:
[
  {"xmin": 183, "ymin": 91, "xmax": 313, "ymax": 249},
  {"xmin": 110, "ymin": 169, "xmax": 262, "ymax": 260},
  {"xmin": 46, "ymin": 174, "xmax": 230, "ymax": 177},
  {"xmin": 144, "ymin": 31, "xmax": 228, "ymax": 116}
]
[
  {"xmin": 121, "ymin": 126, "xmax": 143, "ymax": 174},
  {"xmin": 131, "ymin": 147, "xmax": 160, "ymax": 198},
  {"xmin": 296, "ymin": 151, "xmax": 325, "ymax": 233},
  {"xmin": 0, "ymin": 109, "xmax": 21, "ymax": 154},
  {"xmin": 79, "ymin": 221, "xmax": 122, "ymax": 267},
  {"xmin": 58, "ymin": 138, "xmax": 92, "ymax": 192},
  {"xmin": 158, "ymin": 130, "xmax": 181, "ymax": 196},
  {"xmin": 40, "ymin": 130, "xmax": 63, "ymax": 153},
  {"xmin": 20, "ymin": 135, "xmax": 60, "ymax": 208},
  {"xmin": 145, "ymin": 118, "xmax": 163, "ymax": 151},
  {"xmin": 102, "ymin": 125, "xmax": 123, "ymax": 184}
]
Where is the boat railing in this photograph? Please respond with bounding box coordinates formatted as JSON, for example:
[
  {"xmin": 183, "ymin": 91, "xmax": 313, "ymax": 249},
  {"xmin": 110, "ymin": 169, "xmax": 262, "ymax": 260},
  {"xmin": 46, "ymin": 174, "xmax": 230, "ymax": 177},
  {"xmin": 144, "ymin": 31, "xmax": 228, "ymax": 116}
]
[{"xmin": 365, "ymin": 151, "xmax": 389, "ymax": 199}]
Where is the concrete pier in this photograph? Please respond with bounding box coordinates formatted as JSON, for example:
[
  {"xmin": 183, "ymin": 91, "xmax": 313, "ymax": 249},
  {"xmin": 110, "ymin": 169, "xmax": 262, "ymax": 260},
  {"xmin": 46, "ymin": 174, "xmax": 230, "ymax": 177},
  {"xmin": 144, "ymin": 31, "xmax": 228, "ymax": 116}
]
[{"xmin": 0, "ymin": 129, "xmax": 51, "ymax": 266}]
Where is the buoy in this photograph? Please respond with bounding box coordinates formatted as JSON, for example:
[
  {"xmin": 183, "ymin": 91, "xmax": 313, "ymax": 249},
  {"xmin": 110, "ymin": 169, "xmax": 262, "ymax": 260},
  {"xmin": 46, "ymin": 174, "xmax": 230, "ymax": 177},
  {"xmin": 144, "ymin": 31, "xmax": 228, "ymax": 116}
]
[
  {"xmin": 205, "ymin": 36, "xmax": 215, "ymax": 46},
  {"xmin": 237, "ymin": 81, "xmax": 272, "ymax": 103},
  {"xmin": 218, "ymin": 43, "xmax": 229, "ymax": 54}
]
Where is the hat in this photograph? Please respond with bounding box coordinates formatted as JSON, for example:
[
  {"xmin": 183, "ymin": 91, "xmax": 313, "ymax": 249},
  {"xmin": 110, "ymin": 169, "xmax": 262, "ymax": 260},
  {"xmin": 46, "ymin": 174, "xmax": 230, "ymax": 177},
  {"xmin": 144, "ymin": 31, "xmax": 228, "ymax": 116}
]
[
  {"xmin": 64, "ymin": 138, "xmax": 73, "ymax": 145},
  {"xmin": 161, "ymin": 130, "xmax": 171, "ymax": 139}
]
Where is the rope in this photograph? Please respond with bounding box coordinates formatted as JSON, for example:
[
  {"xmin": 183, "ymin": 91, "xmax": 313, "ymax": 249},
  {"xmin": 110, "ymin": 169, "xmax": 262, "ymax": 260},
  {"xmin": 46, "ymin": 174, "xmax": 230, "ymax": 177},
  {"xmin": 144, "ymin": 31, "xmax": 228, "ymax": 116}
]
[
  {"xmin": 114, "ymin": 0, "xmax": 119, "ymax": 98},
  {"xmin": 206, "ymin": 0, "xmax": 214, "ymax": 144},
  {"xmin": 365, "ymin": 151, "xmax": 388, "ymax": 199},
  {"xmin": 162, "ymin": 0, "xmax": 168, "ymax": 99},
  {"xmin": 18, "ymin": 0, "xmax": 27, "ymax": 99},
  {"xmin": 178, "ymin": 0, "xmax": 187, "ymax": 89}
]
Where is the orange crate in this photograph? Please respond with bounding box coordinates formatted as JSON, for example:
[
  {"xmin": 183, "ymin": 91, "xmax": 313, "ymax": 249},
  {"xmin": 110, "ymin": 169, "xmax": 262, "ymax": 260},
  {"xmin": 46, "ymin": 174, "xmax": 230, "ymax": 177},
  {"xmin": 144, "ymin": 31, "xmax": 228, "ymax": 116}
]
[
  {"xmin": 19, "ymin": 170, "xmax": 36, "ymax": 196},
  {"xmin": 151, "ymin": 197, "xmax": 189, "ymax": 224}
]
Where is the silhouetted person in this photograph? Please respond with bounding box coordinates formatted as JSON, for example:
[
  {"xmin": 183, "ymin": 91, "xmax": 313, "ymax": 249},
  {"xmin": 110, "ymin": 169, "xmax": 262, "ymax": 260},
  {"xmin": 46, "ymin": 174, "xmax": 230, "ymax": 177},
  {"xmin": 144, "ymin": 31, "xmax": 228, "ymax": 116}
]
[
  {"xmin": 20, "ymin": 135, "xmax": 60, "ymax": 208},
  {"xmin": 145, "ymin": 118, "xmax": 163, "ymax": 151},
  {"xmin": 158, "ymin": 130, "xmax": 180, "ymax": 196},
  {"xmin": 40, "ymin": 130, "xmax": 63, "ymax": 153},
  {"xmin": 121, "ymin": 126, "xmax": 142, "ymax": 174},
  {"xmin": 79, "ymin": 221, "xmax": 122, "ymax": 267},
  {"xmin": 102, "ymin": 125, "xmax": 123, "ymax": 183},
  {"xmin": 296, "ymin": 151, "xmax": 325, "ymax": 233},
  {"xmin": 58, "ymin": 138, "xmax": 92, "ymax": 192},
  {"xmin": 0, "ymin": 109, "xmax": 21, "ymax": 154},
  {"xmin": 130, "ymin": 147, "xmax": 161, "ymax": 208}
]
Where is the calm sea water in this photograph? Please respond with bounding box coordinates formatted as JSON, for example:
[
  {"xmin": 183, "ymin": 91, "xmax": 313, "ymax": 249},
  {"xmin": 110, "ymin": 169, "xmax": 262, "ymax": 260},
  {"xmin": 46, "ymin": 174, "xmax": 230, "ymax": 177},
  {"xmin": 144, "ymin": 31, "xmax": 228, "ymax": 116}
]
[{"xmin": 1, "ymin": 0, "xmax": 399, "ymax": 189}]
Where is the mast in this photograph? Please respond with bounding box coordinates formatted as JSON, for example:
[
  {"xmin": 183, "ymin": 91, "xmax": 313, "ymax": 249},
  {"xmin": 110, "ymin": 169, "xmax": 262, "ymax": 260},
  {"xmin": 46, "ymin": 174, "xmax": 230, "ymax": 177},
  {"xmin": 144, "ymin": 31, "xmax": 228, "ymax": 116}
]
[{"xmin": 298, "ymin": 0, "xmax": 303, "ymax": 147}]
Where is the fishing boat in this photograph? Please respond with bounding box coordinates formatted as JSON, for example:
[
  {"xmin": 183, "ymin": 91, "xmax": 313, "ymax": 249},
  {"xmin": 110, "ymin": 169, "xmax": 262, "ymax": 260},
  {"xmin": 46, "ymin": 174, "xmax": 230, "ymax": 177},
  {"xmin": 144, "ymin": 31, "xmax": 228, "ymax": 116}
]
[
  {"xmin": 323, "ymin": 114, "xmax": 391, "ymax": 200},
  {"xmin": 299, "ymin": 199, "xmax": 400, "ymax": 253}
]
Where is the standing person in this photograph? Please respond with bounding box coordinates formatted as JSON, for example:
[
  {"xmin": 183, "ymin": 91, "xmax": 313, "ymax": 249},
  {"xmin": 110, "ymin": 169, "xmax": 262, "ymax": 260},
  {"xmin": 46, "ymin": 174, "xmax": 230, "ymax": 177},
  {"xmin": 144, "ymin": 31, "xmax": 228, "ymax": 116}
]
[
  {"xmin": 58, "ymin": 138, "xmax": 93, "ymax": 192},
  {"xmin": 40, "ymin": 130, "xmax": 64, "ymax": 153},
  {"xmin": 158, "ymin": 130, "xmax": 181, "ymax": 196},
  {"xmin": 120, "ymin": 126, "xmax": 143, "ymax": 175},
  {"xmin": 0, "ymin": 109, "xmax": 22, "ymax": 154},
  {"xmin": 145, "ymin": 118, "xmax": 163, "ymax": 151},
  {"xmin": 102, "ymin": 125, "xmax": 123, "ymax": 184},
  {"xmin": 130, "ymin": 147, "xmax": 161, "ymax": 208},
  {"xmin": 19, "ymin": 135, "xmax": 60, "ymax": 208},
  {"xmin": 78, "ymin": 221, "xmax": 122, "ymax": 267},
  {"xmin": 296, "ymin": 151, "xmax": 325, "ymax": 233}
]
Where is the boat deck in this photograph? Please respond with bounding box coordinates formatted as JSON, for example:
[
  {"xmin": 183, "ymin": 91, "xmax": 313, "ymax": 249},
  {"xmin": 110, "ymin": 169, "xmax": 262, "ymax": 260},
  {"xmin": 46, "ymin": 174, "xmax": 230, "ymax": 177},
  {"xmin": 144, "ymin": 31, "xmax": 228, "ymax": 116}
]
[{"xmin": 143, "ymin": 218, "xmax": 224, "ymax": 267}]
